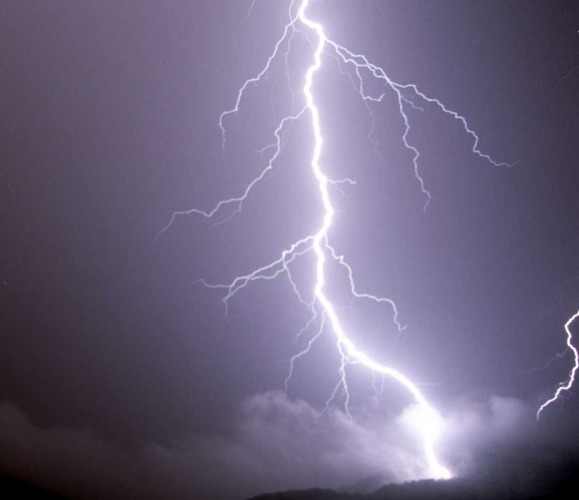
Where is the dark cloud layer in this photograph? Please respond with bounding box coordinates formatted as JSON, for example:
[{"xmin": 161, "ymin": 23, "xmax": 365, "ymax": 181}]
[{"xmin": 1, "ymin": 392, "xmax": 575, "ymax": 499}]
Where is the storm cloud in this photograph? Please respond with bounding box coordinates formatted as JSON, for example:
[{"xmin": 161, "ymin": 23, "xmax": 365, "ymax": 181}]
[{"xmin": 2, "ymin": 392, "xmax": 570, "ymax": 499}]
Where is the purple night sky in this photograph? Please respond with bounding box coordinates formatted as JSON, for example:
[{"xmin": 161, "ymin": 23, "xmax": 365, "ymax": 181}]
[{"xmin": 1, "ymin": 1, "xmax": 578, "ymax": 498}]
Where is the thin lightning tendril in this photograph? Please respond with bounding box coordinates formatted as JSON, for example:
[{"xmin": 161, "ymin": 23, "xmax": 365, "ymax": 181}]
[
  {"xmin": 159, "ymin": 0, "xmax": 522, "ymax": 481},
  {"xmin": 536, "ymin": 310, "xmax": 579, "ymax": 419}
]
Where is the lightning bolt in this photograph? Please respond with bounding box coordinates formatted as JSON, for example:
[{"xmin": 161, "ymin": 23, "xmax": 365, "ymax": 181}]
[
  {"xmin": 536, "ymin": 310, "xmax": 579, "ymax": 419},
  {"xmin": 159, "ymin": 0, "xmax": 514, "ymax": 481}
]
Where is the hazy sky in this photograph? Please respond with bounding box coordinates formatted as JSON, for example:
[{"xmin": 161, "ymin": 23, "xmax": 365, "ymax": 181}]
[{"xmin": 1, "ymin": 1, "xmax": 578, "ymax": 498}]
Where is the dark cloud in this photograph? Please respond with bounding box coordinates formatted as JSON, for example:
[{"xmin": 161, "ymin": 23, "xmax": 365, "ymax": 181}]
[
  {"xmin": 0, "ymin": 394, "xmax": 407, "ymax": 499},
  {"xmin": 4, "ymin": 392, "xmax": 576, "ymax": 499}
]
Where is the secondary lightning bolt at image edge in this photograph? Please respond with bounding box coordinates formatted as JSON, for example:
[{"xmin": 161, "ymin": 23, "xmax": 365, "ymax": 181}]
[{"xmin": 536, "ymin": 310, "xmax": 579, "ymax": 419}]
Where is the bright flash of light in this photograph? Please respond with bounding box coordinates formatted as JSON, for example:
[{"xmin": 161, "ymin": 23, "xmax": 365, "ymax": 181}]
[
  {"xmin": 159, "ymin": 0, "xmax": 513, "ymax": 481},
  {"xmin": 536, "ymin": 310, "xmax": 579, "ymax": 419}
]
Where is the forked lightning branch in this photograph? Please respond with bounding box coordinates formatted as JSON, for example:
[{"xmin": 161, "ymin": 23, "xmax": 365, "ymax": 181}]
[{"xmin": 159, "ymin": 0, "xmax": 578, "ymax": 480}]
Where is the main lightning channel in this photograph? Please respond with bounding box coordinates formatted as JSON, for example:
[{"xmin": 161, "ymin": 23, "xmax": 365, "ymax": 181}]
[
  {"xmin": 296, "ymin": 0, "xmax": 450, "ymax": 480},
  {"xmin": 160, "ymin": 0, "xmax": 512, "ymax": 481}
]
